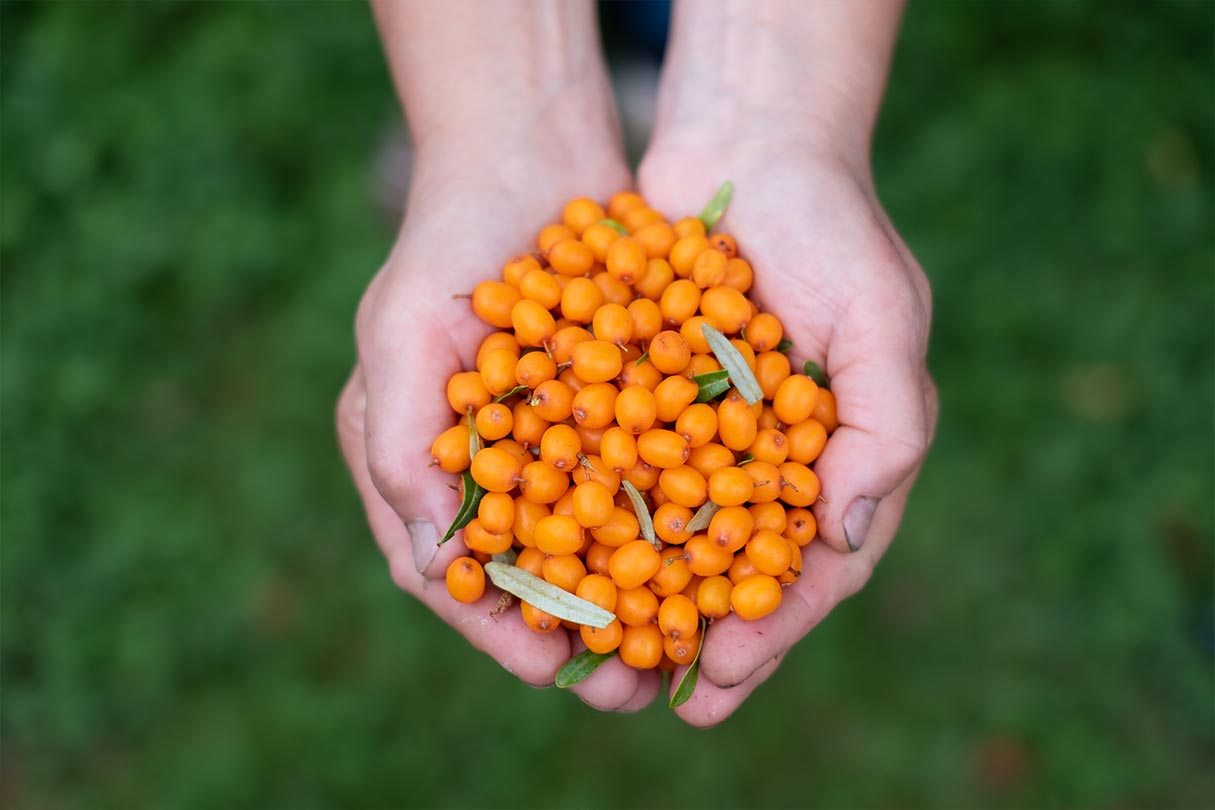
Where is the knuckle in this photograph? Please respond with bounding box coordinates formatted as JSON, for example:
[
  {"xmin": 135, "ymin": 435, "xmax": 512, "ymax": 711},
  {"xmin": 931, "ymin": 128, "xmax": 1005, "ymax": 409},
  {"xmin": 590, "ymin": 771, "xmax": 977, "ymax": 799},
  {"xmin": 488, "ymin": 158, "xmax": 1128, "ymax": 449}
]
[{"xmin": 366, "ymin": 452, "xmax": 416, "ymax": 504}]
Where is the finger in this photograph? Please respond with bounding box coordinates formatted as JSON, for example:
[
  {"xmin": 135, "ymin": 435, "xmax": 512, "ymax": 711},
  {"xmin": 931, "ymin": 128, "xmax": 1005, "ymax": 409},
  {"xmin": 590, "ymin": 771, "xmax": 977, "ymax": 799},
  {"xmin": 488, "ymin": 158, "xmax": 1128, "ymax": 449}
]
[
  {"xmin": 338, "ymin": 366, "xmax": 570, "ymax": 686},
  {"xmin": 565, "ymin": 636, "xmax": 644, "ymax": 711},
  {"xmin": 616, "ymin": 669, "xmax": 662, "ymax": 713},
  {"xmin": 671, "ymin": 652, "xmax": 785, "ymax": 729}
]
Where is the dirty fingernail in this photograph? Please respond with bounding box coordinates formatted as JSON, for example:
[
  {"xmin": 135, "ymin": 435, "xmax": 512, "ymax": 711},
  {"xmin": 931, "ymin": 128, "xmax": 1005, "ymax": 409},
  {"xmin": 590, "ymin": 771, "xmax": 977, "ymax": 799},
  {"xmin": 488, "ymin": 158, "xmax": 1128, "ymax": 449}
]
[
  {"xmin": 843, "ymin": 497, "xmax": 878, "ymax": 552},
  {"xmin": 405, "ymin": 520, "xmax": 440, "ymax": 573}
]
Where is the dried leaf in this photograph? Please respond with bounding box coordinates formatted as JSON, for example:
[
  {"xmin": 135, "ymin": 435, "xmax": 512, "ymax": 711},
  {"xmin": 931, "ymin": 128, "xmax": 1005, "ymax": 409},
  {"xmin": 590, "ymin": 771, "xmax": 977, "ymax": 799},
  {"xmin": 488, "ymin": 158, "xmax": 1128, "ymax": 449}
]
[
  {"xmin": 440, "ymin": 471, "xmax": 486, "ymax": 544},
  {"xmin": 621, "ymin": 480, "xmax": 660, "ymax": 550},
  {"xmin": 701, "ymin": 322, "xmax": 763, "ymax": 404},
  {"xmin": 494, "ymin": 384, "xmax": 529, "ymax": 403},
  {"xmin": 686, "ymin": 501, "xmax": 722, "ymax": 532},
  {"xmin": 485, "ymin": 562, "xmax": 615, "ymax": 628},
  {"xmin": 555, "ymin": 649, "xmax": 618, "ymax": 688},
  {"xmin": 468, "ymin": 417, "xmax": 483, "ymax": 458}
]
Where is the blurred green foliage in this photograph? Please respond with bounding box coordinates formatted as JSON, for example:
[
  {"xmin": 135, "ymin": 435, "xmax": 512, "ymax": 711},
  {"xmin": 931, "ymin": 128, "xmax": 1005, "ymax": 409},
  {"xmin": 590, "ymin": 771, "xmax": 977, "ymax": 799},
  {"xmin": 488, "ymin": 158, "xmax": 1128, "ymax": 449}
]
[{"xmin": 2, "ymin": 2, "xmax": 1212, "ymax": 808}]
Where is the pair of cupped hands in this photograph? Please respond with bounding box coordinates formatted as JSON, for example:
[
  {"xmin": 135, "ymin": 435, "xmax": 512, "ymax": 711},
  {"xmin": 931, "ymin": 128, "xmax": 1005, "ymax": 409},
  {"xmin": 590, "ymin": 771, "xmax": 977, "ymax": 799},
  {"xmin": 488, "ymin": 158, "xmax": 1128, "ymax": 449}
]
[{"xmin": 336, "ymin": 127, "xmax": 937, "ymax": 727}]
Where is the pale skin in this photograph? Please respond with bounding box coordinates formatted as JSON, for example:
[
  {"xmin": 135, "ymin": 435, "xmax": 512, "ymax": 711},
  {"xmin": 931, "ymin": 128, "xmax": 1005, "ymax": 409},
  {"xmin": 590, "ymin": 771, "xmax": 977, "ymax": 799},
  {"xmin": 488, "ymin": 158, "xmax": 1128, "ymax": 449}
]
[{"xmin": 338, "ymin": 0, "xmax": 938, "ymax": 727}]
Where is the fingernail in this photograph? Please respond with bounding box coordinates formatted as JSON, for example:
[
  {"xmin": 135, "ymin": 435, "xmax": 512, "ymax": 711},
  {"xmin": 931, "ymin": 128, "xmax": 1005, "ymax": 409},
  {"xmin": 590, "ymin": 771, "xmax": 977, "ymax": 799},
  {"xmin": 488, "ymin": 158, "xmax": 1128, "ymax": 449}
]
[
  {"xmin": 405, "ymin": 520, "xmax": 440, "ymax": 574},
  {"xmin": 843, "ymin": 497, "xmax": 878, "ymax": 552}
]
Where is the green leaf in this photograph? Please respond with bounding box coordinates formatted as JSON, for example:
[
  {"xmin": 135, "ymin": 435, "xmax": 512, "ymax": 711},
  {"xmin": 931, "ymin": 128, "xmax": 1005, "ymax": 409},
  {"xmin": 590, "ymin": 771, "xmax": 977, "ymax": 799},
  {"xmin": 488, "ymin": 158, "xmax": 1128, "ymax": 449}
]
[
  {"xmin": 693, "ymin": 369, "xmax": 731, "ymax": 403},
  {"xmin": 686, "ymin": 501, "xmax": 722, "ymax": 532},
  {"xmin": 776, "ymin": 338, "xmax": 794, "ymax": 353},
  {"xmin": 669, "ymin": 617, "xmax": 708, "ymax": 709},
  {"xmin": 484, "ymin": 562, "xmax": 616, "ymax": 628},
  {"xmin": 697, "ymin": 181, "xmax": 734, "ymax": 231},
  {"xmin": 555, "ymin": 649, "xmax": 618, "ymax": 688},
  {"xmin": 440, "ymin": 471, "xmax": 486, "ymax": 544},
  {"xmin": 493, "ymin": 384, "xmax": 529, "ymax": 403},
  {"xmin": 803, "ymin": 360, "xmax": 830, "ymax": 389},
  {"xmin": 635, "ymin": 351, "xmax": 649, "ymax": 366},
  {"xmin": 621, "ymin": 480, "xmax": 660, "ymax": 550},
  {"xmin": 599, "ymin": 218, "xmax": 628, "ymax": 236},
  {"xmin": 737, "ymin": 453, "xmax": 756, "ymax": 466},
  {"xmin": 701, "ymin": 322, "xmax": 764, "ymax": 405}
]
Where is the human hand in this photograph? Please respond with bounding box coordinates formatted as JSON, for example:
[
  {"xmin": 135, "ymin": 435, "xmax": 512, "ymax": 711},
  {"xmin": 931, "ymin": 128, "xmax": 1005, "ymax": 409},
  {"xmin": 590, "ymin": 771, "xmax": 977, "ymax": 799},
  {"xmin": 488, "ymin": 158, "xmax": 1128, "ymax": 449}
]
[{"xmin": 637, "ymin": 137, "xmax": 938, "ymax": 726}]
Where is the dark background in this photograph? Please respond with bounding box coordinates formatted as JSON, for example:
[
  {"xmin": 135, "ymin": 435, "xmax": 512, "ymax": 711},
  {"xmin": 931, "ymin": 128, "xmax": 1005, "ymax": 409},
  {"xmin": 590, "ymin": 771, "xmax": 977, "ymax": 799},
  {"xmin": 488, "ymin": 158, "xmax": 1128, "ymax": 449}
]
[{"xmin": 3, "ymin": 2, "xmax": 1212, "ymax": 807}]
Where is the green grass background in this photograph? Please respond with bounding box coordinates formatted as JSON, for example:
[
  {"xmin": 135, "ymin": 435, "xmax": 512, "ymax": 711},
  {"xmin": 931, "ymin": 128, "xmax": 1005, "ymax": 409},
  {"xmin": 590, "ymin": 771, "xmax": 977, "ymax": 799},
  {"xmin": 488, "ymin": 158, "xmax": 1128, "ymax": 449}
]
[{"xmin": 2, "ymin": 2, "xmax": 1212, "ymax": 807}]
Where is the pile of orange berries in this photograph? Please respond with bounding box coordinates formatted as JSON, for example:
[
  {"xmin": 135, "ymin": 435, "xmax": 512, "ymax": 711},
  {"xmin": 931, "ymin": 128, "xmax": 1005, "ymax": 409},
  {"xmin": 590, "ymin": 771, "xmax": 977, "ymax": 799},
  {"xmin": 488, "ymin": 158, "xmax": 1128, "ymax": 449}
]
[{"xmin": 434, "ymin": 191, "xmax": 839, "ymax": 672}]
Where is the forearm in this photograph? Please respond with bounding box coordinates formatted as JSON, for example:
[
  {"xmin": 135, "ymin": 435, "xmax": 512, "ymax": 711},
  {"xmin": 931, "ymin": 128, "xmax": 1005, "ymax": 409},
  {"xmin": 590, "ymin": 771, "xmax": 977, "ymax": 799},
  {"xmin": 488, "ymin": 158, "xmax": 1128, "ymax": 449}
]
[
  {"xmin": 652, "ymin": 0, "xmax": 905, "ymax": 164},
  {"xmin": 371, "ymin": 0, "xmax": 622, "ymax": 169}
]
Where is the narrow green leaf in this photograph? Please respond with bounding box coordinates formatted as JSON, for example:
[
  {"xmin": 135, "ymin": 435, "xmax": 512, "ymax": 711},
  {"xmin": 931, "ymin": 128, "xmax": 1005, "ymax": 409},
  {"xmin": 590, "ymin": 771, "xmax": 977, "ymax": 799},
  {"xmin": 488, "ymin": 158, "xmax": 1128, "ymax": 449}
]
[
  {"xmin": 621, "ymin": 480, "xmax": 660, "ymax": 550},
  {"xmin": 599, "ymin": 218, "xmax": 628, "ymax": 236},
  {"xmin": 635, "ymin": 351, "xmax": 649, "ymax": 366},
  {"xmin": 737, "ymin": 453, "xmax": 756, "ymax": 466},
  {"xmin": 669, "ymin": 618, "xmax": 708, "ymax": 709},
  {"xmin": 440, "ymin": 471, "xmax": 487, "ymax": 544},
  {"xmin": 776, "ymin": 338, "xmax": 794, "ymax": 353},
  {"xmin": 555, "ymin": 649, "xmax": 618, "ymax": 688},
  {"xmin": 494, "ymin": 384, "xmax": 529, "ymax": 403},
  {"xmin": 701, "ymin": 322, "xmax": 764, "ymax": 405},
  {"xmin": 686, "ymin": 501, "xmax": 722, "ymax": 532},
  {"xmin": 697, "ymin": 181, "xmax": 734, "ymax": 231},
  {"xmin": 803, "ymin": 360, "xmax": 830, "ymax": 389},
  {"xmin": 485, "ymin": 562, "xmax": 616, "ymax": 628},
  {"xmin": 693, "ymin": 369, "xmax": 731, "ymax": 403}
]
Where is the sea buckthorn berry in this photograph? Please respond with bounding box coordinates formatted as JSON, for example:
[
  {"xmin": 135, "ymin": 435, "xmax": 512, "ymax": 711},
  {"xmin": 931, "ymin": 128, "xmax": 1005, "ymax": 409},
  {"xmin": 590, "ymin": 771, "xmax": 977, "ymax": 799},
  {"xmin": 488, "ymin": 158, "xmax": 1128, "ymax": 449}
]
[
  {"xmin": 591, "ymin": 506, "xmax": 641, "ymax": 547},
  {"xmin": 528, "ymin": 380, "xmax": 574, "ymax": 422},
  {"xmin": 717, "ymin": 390, "xmax": 758, "ymax": 451},
  {"xmin": 683, "ymin": 534, "xmax": 735, "ymax": 577},
  {"xmin": 608, "ymin": 191, "xmax": 646, "ymax": 221},
  {"xmin": 614, "ymin": 385, "xmax": 657, "ymax": 435},
  {"xmin": 572, "ymin": 480, "xmax": 615, "ymax": 528},
  {"xmin": 727, "ymin": 552, "xmax": 760, "ymax": 585},
  {"xmin": 560, "ymin": 277, "xmax": 605, "ymax": 323},
  {"xmin": 658, "ymin": 593, "xmax": 700, "ymax": 639},
  {"xmin": 679, "ymin": 316, "xmax": 714, "ymax": 354},
  {"xmin": 648, "ymin": 331, "xmax": 692, "ymax": 375},
  {"xmin": 669, "ymin": 235, "xmax": 710, "ymax": 278},
  {"xmin": 548, "ymin": 238, "xmax": 595, "ymax": 277},
  {"xmin": 571, "ymin": 340, "xmax": 623, "ymax": 384},
  {"xmin": 743, "ymin": 460, "xmax": 783, "ymax": 504},
  {"xmin": 754, "ymin": 351, "xmax": 792, "ymax": 400},
  {"xmin": 495, "ymin": 438, "xmax": 532, "ymax": 466},
  {"xmin": 634, "ymin": 221, "xmax": 677, "ymax": 259},
  {"xmin": 619, "ymin": 357, "xmax": 662, "ymax": 392},
  {"xmin": 685, "ymin": 354, "xmax": 721, "ymax": 378},
  {"xmin": 475, "ymin": 492, "xmax": 515, "ymax": 535},
  {"xmin": 688, "ymin": 442, "xmax": 736, "ymax": 478},
  {"xmin": 708, "ymin": 505, "xmax": 755, "ymax": 553},
  {"xmin": 521, "ymin": 601, "xmax": 562, "ymax": 633},
  {"xmin": 658, "ymin": 466, "xmax": 708, "ymax": 508},
  {"xmin": 430, "ymin": 425, "xmax": 471, "ymax": 473},
  {"xmin": 576, "ymin": 454, "xmax": 620, "ymax": 494},
  {"xmin": 625, "ymin": 299, "xmax": 661, "ymax": 343},
  {"xmin": 749, "ymin": 501, "xmax": 788, "ymax": 535},
  {"xmin": 700, "ymin": 286, "xmax": 753, "ymax": 334},
  {"xmin": 691, "ymin": 248, "xmax": 727, "ymax": 289},
  {"xmin": 581, "ymin": 618, "xmax": 624, "ymax": 654},
  {"xmin": 511, "ymin": 400, "xmax": 551, "ymax": 446},
  {"xmin": 637, "ymin": 429, "xmax": 690, "ymax": 469},
  {"xmin": 784, "ymin": 507, "xmax": 817, "ymax": 546},
  {"xmin": 538, "ymin": 223, "xmax": 575, "ymax": 251},
  {"xmin": 470, "ymin": 447, "xmax": 522, "ymax": 493},
  {"xmin": 722, "ymin": 257, "xmax": 754, "ymax": 293},
  {"xmin": 710, "ymin": 233, "xmax": 738, "ymax": 258},
  {"xmin": 744, "ymin": 312, "xmax": 783, "ymax": 352},
  {"xmin": 609, "ymin": 540, "xmax": 662, "ymax": 590},
  {"xmin": 534, "ymin": 514, "xmax": 585, "ymax": 555},
  {"xmin": 650, "ymin": 486, "xmax": 670, "ymax": 508},
  {"xmin": 585, "ymin": 540, "xmax": 615, "ymax": 575},
  {"xmin": 475, "ymin": 403, "xmax": 514, "ymax": 441},
  {"xmin": 593, "ymin": 271, "xmax": 633, "ymax": 307},
  {"xmin": 659, "ymin": 279, "xmax": 702, "ymax": 326},
  {"xmin": 707, "ymin": 466, "xmax": 753, "ymax": 507},
  {"xmin": 575, "ymin": 573, "xmax": 618, "ymax": 612},
  {"xmin": 447, "ymin": 371, "xmax": 491, "ymax": 415},
  {"xmin": 621, "ymin": 206, "xmax": 664, "ymax": 233},
  {"xmin": 605, "ymin": 236, "xmax": 647, "ymax": 284},
  {"xmin": 675, "ymin": 403, "xmax": 718, "ymax": 448},
  {"xmin": 731, "ymin": 574, "xmax": 783, "ymax": 621},
  {"xmin": 592, "ymin": 303, "xmax": 634, "ymax": 347},
  {"xmin": 653, "ymin": 374, "xmax": 699, "ymax": 423},
  {"xmin": 539, "ymin": 424, "xmax": 581, "ymax": 471},
  {"xmin": 511, "ymin": 299, "xmax": 557, "ymax": 348},
  {"xmin": 512, "ymin": 498, "xmax": 550, "ymax": 547},
  {"xmin": 748, "ymin": 428, "xmax": 789, "ymax": 465},
  {"xmin": 673, "ymin": 216, "xmax": 706, "ymax": 239},
  {"xmin": 785, "ymin": 418, "xmax": 828, "ymax": 464},
  {"xmin": 573, "ymin": 424, "xmax": 608, "ymax": 456},
  {"xmin": 600, "ymin": 427, "xmax": 639, "ymax": 473},
  {"xmin": 476, "ymin": 332, "xmax": 520, "ymax": 371},
  {"xmin": 518, "ymin": 269, "xmax": 563, "ymax": 310},
  {"xmin": 680, "ymin": 573, "xmax": 703, "ymax": 601},
  {"xmin": 773, "ymin": 374, "xmax": 820, "ymax": 425},
  {"xmin": 542, "ymin": 553, "xmax": 587, "ymax": 593},
  {"xmin": 572, "ymin": 382, "xmax": 618, "ymax": 429},
  {"xmin": 548, "ymin": 326, "xmax": 593, "ymax": 365},
  {"xmin": 471, "ymin": 280, "xmax": 522, "ymax": 328},
  {"xmin": 518, "ymin": 460, "xmax": 570, "ymax": 504},
  {"xmin": 551, "ymin": 490, "xmax": 575, "ymax": 517},
  {"xmin": 515, "ymin": 350, "xmax": 558, "ymax": 388},
  {"xmin": 778, "ymin": 462, "xmax": 820, "ymax": 507},
  {"xmin": 649, "ymin": 546, "xmax": 694, "ymax": 598},
  {"xmin": 812, "ymin": 388, "xmax": 840, "ymax": 433},
  {"xmin": 664, "ymin": 633, "xmax": 701, "ymax": 666},
  {"xmin": 622, "ymin": 458, "xmax": 661, "ymax": 491},
  {"xmin": 757, "ymin": 404, "xmax": 779, "ymax": 431},
  {"xmin": 780, "ymin": 537, "xmax": 803, "ymax": 584},
  {"xmin": 696, "ymin": 575, "xmax": 733, "ymax": 619},
  {"xmin": 635, "ymin": 257, "xmax": 675, "ymax": 301},
  {"xmin": 446, "ymin": 557, "xmax": 486, "ymax": 604},
  {"xmin": 653, "ymin": 502, "xmax": 694, "ymax": 545},
  {"xmin": 463, "ymin": 518, "xmax": 514, "ymax": 555},
  {"xmin": 514, "ymin": 546, "xmax": 546, "ymax": 576},
  {"xmin": 503, "ymin": 253, "xmax": 542, "ymax": 286},
  {"xmin": 581, "ymin": 221, "xmax": 621, "ymax": 263},
  {"xmin": 619, "ymin": 623, "xmax": 663, "ymax": 669},
  {"xmin": 746, "ymin": 529, "xmax": 794, "ymax": 576},
  {"xmin": 563, "ymin": 197, "xmax": 606, "ymax": 235},
  {"xmin": 732, "ymin": 340, "xmax": 757, "ymax": 374}
]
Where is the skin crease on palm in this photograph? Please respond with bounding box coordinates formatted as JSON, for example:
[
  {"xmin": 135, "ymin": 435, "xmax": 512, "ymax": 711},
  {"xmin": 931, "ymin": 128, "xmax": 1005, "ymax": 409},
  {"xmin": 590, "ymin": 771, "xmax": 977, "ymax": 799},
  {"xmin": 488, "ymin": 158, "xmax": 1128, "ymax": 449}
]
[{"xmin": 338, "ymin": 0, "xmax": 937, "ymax": 728}]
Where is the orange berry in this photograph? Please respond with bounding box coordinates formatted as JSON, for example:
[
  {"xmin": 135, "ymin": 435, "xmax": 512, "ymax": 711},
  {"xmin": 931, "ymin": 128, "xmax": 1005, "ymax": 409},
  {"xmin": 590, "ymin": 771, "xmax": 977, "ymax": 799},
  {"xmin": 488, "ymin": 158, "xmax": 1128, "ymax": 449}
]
[
  {"xmin": 812, "ymin": 388, "xmax": 840, "ymax": 433},
  {"xmin": 574, "ymin": 425, "xmax": 609, "ymax": 458},
  {"xmin": 503, "ymin": 253, "xmax": 542, "ymax": 286},
  {"xmin": 470, "ymin": 447, "xmax": 521, "ymax": 493},
  {"xmin": 534, "ymin": 514, "xmax": 585, "ymax": 555},
  {"xmin": 722, "ymin": 257, "xmax": 754, "ymax": 293},
  {"xmin": 619, "ymin": 356, "xmax": 662, "ymax": 391},
  {"xmin": 593, "ymin": 271, "xmax": 634, "ymax": 307},
  {"xmin": 710, "ymin": 233, "xmax": 738, "ymax": 258},
  {"xmin": 658, "ymin": 593, "xmax": 700, "ymax": 640},
  {"xmin": 571, "ymin": 340, "xmax": 623, "ymax": 384},
  {"xmin": 619, "ymin": 623, "xmax": 663, "ymax": 669},
  {"xmin": 648, "ymin": 331, "xmax": 691, "ymax": 375},
  {"xmin": 518, "ymin": 460, "xmax": 570, "ymax": 505},
  {"xmin": 745, "ymin": 529, "xmax": 793, "ymax": 576},
  {"xmin": 447, "ymin": 371, "xmax": 491, "ymax": 415},
  {"xmin": 691, "ymin": 249, "xmax": 727, "ymax": 289},
  {"xmin": 609, "ymin": 540, "xmax": 662, "ymax": 590},
  {"xmin": 463, "ymin": 517, "xmax": 513, "ymax": 555},
  {"xmin": 575, "ymin": 573, "xmax": 618, "ymax": 612},
  {"xmin": 542, "ymin": 552, "xmax": 587, "ymax": 592},
  {"xmin": 521, "ymin": 600, "xmax": 562, "ymax": 633},
  {"xmin": 560, "ymin": 276, "xmax": 605, "ymax": 323},
  {"xmin": 581, "ymin": 619, "xmax": 624, "ymax": 654},
  {"xmin": 675, "ymin": 402, "xmax": 718, "ymax": 448},
  {"xmin": 592, "ymin": 303, "xmax": 634, "ymax": 346},
  {"xmin": 743, "ymin": 460, "xmax": 783, "ymax": 504},
  {"xmin": 653, "ymin": 502, "xmax": 694, "ymax": 545},
  {"xmin": 658, "ymin": 466, "xmax": 708, "ymax": 508},
  {"xmin": 546, "ymin": 326, "xmax": 592, "ymax": 365},
  {"xmin": 754, "ymin": 351, "xmax": 792, "ymax": 400},
  {"xmin": 538, "ymin": 223, "xmax": 575, "ymax": 251},
  {"xmin": 699, "ymin": 286, "xmax": 752, "ymax": 334},
  {"xmin": 727, "ymin": 552, "xmax": 761, "ymax": 585},
  {"xmin": 785, "ymin": 418, "xmax": 828, "ymax": 464},
  {"xmin": 511, "ymin": 299, "xmax": 557, "ymax": 348},
  {"xmin": 707, "ymin": 466, "xmax": 753, "ymax": 507},
  {"xmin": 518, "ymin": 268, "xmax": 563, "ymax": 310},
  {"xmin": 673, "ymin": 217, "xmax": 706, "ymax": 239},
  {"xmin": 585, "ymin": 540, "xmax": 615, "ymax": 575},
  {"xmin": 548, "ymin": 238, "xmax": 595, "ymax": 277},
  {"xmin": 511, "ymin": 399, "xmax": 551, "ymax": 446},
  {"xmin": 744, "ymin": 312, "xmax": 783, "ymax": 352},
  {"xmin": 635, "ymin": 257, "xmax": 675, "ymax": 301},
  {"xmin": 514, "ymin": 545, "xmax": 546, "ymax": 575},
  {"xmin": 696, "ymin": 575, "xmax": 733, "ymax": 619},
  {"xmin": 475, "ymin": 403, "xmax": 514, "ymax": 441},
  {"xmin": 572, "ymin": 480, "xmax": 615, "ymax": 528},
  {"xmin": 616, "ymin": 585, "xmax": 659, "ymax": 626},
  {"xmin": 757, "ymin": 404, "xmax": 780, "ymax": 431},
  {"xmin": 688, "ymin": 442, "xmax": 736, "ymax": 478},
  {"xmin": 730, "ymin": 574, "xmax": 783, "ymax": 621},
  {"xmin": 572, "ymin": 382, "xmax": 618, "ymax": 429},
  {"xmin": 514, "ymin": 350, "xmax": 558, "ymax": 388},
  {"xmin": 669, "ymin": 235, "xmax": 710, "ymax": 278},
  {"xmin": 430, "ymin": 425, "xmax": 471, "ymax": 473},
  {"xmin": 551, "ymin": 490, "xmax": 576, "ymax": 517},
  {"xmin": 621, "ymin": 206, "xmax": 664, "ymax": 233},
  {"xmin": 608, "ymin": 191, "xmax": 646, "ymax": 221},
  {"xmin": 626, "ymin": 299, "xmax": 663, "ymax": 343},
  {"xmin": 748, "ymin": 501, "xmax": 788, "ymax": 535},
  {"xmin": 683, "ymin": 534, "xmax": 734, "ymax": 576},
  {"xmin": 476, "ymin": 492, "xmax": 515, "ymax": 535},
  {"xmin": 773, "ymin": 374, "xmax": 820, "ymax": 425},
  {"xmin": 784, "ymin": 507, "xmax": 817, "ymax": 546},
  {"xmin": 563, "ymin": 197, "xmax": 606, "ymax": 235},
  {"xmin": 637, "ymin": 429, "xmax": 690, "ymax": 469},
  {"xmin": 778, "ymin": 461, "xmax": 820, "ymax": 507},
  {"xmin": 539, "ymin": 423, "xmax": 581, "ymax": 471},
  {"xmin": 590, "ymin": 506, "xmax": 641, "ymax": 547},
  {"xmin": 708, "ymin": 505, "xmax": 754, "ymax": 553},
  {"xmin": 678, "ymin": 316, "xmax": 714, "ymax": 354},
  {"xmin": 471, "ymin": 280, "xmax": 523, "ymax": 328},
  {"xmin": 730, "ymin": 338, "xmax": 757, "ymax": 373},
  {"xmin": 621, "ymin": 458, "xmax": 661, "ymax": 492},
  {"xmin": 600, "ymin": 427, "xmax": 639, "ymax": 472},
  {"xmin": 528, "ymin": 380, "xmax": 574, "ymax": 422},
  {"xmin": 659, "ymin": 279, "xmax": 702, "ymax": 326},
  {"xmin": 717, "ymin": 390, "xmax": 758, "ymax": 451},
  {"xmin": 582, "ymin": 221, "xmax": 621, "ymax": 263},
  {"xmin": 684, "ymin": 353, "xmax": 721, "ymax": 378},
  {"xmin": 747, "ymin": 427, "xmax": 789, "ymax": 465},
  {"xmin": 634, "ymin": 221, "xmax": 677, "ymax": 259},
  {"xmin": 664, "ymin": 632, "xmax": 701, "ymax": 666},
  {"xmin": 445, "ymin": 557, "xmax": 486, "ymax": 604},
  {"xmin": 614, "ymin": 385, "xmax": 657, "ymax": 435},
  {"xmin": 494, "ymin": 438, "xmax": 532, "ymax": 466},
  {"xmin": 605, "ymin": 236, "xmax": 647, "ymax": 284},
  {"xmin": 476, "ymin": 332, "xmax": 520, "ymax": 371},
  {"xmin": 653, "ymin": 374, "xmax": 699, "ymax": 422},
  {"xmin": 649, "ymin": 546, "xmax": 694, "ymax": 598},
  {"xmin": 511, "ymin": 498, "xmax": 550, "ymax": 548},
  {"xmin": 780, "ymin": 537, "xmax": 803, "ymax": 584}
]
